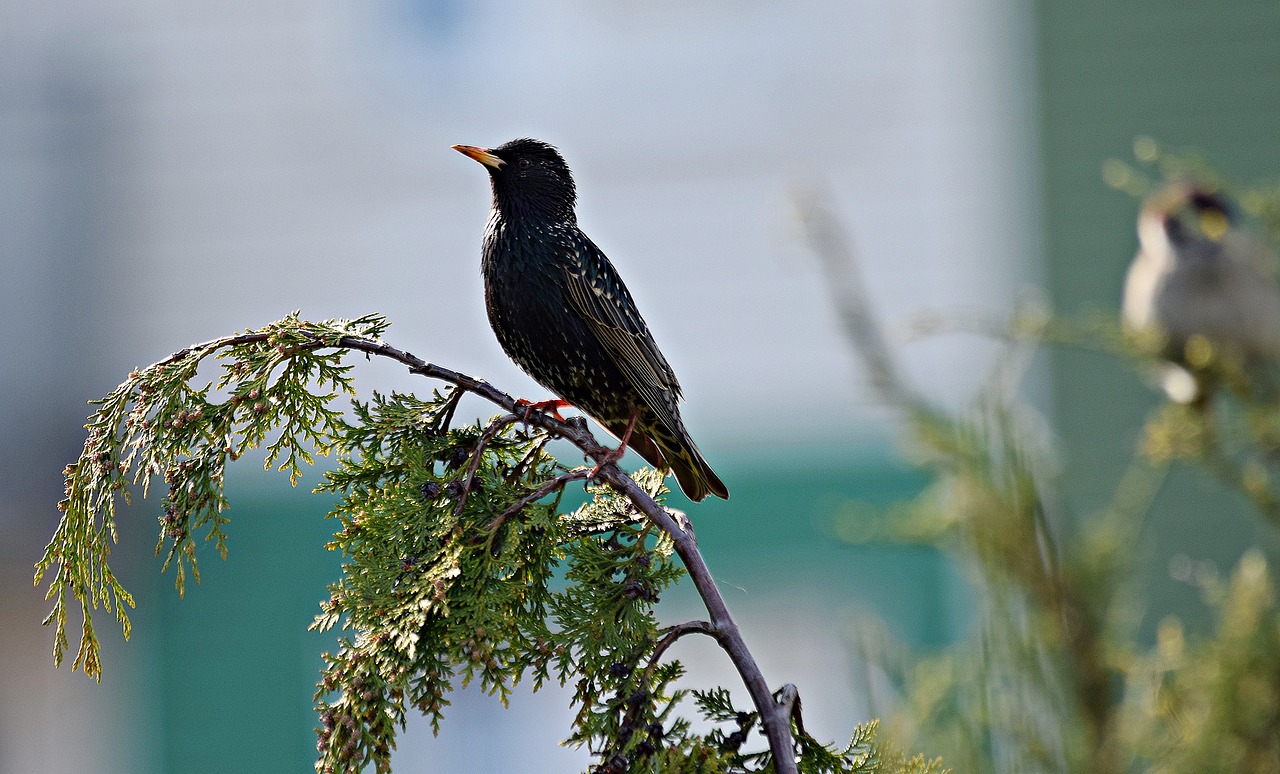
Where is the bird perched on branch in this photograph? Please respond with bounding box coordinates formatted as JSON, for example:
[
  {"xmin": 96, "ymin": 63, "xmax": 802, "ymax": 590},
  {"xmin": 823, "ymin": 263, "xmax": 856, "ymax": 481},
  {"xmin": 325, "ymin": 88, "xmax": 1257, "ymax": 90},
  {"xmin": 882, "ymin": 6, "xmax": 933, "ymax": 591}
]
[
  {"xmin": 1122, "ymin": 183, "xmax": 1280, "ymax": 404},
  {"xmin": 453, "ymin": 138, "xmax": 728, "ymax": 501}
]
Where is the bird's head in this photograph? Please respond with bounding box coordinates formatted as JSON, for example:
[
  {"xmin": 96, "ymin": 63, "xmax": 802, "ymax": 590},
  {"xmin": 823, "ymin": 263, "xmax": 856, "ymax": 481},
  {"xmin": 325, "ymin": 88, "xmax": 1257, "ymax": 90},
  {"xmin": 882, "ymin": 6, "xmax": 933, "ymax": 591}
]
[
  {"xmin": 1138, "ymin": 182, "xmax": 1234, "ymax": 252},
  {"xmin": 453, "ymin": 138, "xmax": 577, "ymax": 221}
]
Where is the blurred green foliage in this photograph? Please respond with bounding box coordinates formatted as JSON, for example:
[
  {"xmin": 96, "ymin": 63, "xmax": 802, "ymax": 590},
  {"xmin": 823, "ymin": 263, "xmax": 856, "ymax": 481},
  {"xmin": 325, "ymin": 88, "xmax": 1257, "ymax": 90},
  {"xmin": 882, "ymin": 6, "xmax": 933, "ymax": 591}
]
[{"xmin": 810, "ymin": 142, "xmax": 1280, "ymax": 773}]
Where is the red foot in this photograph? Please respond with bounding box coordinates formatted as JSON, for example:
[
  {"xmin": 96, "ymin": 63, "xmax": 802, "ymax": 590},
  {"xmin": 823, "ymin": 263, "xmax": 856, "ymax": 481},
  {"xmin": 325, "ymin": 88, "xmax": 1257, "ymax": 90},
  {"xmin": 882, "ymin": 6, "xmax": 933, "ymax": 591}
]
[
  {"xmin": 515, "ymin": 398, "xmax": 572, "ymax": 423},
  {"xmin": 590, "ymin": 411, "xmax": 638, "ymax": 478}
]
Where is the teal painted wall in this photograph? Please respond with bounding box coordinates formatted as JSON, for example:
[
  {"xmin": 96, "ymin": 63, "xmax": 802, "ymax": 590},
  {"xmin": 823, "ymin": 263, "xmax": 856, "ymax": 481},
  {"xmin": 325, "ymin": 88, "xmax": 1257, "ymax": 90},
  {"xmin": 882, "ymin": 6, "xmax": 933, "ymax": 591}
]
[{"xmin": 148, "ymin": 472, "xmax": 344, "ymax": 773}]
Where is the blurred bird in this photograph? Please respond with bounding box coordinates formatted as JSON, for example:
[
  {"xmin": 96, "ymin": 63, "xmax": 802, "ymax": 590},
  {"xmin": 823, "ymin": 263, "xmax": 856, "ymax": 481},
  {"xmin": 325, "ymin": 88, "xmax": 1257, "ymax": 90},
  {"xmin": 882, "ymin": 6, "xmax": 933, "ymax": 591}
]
[
  {"xmin": 453, "ymin": 138, "xmax": 728, "ymax": 501},
  {"xmin": 1122, "ymin": 183, "xmax": 1280, "ymax": 404}
]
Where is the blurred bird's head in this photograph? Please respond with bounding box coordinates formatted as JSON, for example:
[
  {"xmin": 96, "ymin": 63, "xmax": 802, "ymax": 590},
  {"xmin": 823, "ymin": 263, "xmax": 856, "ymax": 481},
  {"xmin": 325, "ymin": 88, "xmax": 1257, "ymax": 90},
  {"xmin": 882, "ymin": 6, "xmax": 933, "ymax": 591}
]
[
  {"xmin": 1138, "ymin": 182, "xmax": 1234, "ymax": 254},
  {"xmin": 453, "ymin": 138, "xmax": 577, "ymax": 221}
]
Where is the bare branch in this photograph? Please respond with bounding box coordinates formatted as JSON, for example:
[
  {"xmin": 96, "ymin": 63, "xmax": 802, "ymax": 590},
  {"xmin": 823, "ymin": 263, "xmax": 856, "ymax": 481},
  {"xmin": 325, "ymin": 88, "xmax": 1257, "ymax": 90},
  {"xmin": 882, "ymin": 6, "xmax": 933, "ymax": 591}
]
[
  {"xmin": 775, "ymin": 683, "xmax": 802, "ymax": 733},
  {"xmin": 791, "ymin": 185, "xmax": 914, "ymax": 408},
  {"xmin": 585, "ymin": 465, "xmax": 796, "ymax": 771},
  {"xmin": 481, "ymin": 466, "xmax": 591, "ymax": 537},
  {"xmin": 644, "ymin": 620, "xmax": 717, "ymax": 679},
  {"xmin": 435, "ymin": 386, "xmax": 464, "ymax": 432},
  {"xmin": 455, "ymin": 413, "xmax": 520, "ymax": 516}
]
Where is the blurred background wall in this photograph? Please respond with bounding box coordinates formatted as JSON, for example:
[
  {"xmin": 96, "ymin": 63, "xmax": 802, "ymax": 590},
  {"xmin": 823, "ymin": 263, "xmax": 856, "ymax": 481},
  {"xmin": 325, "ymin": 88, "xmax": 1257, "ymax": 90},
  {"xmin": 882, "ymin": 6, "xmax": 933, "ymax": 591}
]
[{"xmin": 3, "ymin": 1, "xmax": 1277, "ymax": 772}]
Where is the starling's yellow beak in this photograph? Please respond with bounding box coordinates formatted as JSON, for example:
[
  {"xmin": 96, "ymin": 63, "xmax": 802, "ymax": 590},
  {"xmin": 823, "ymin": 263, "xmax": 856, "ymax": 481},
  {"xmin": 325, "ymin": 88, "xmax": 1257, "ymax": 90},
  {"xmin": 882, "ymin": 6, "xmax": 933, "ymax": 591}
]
[{"xmin": 452, "ymin": 144, "xmax": 505, "ymax": 169}]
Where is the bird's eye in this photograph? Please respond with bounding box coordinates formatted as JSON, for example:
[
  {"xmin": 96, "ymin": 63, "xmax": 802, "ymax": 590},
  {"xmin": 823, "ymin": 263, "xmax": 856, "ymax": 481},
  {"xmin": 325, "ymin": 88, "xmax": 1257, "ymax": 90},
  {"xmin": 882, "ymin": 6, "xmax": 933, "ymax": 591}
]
[{"xmin": 518, "ymin": 158, "xmax": 531, "ymax": 170}]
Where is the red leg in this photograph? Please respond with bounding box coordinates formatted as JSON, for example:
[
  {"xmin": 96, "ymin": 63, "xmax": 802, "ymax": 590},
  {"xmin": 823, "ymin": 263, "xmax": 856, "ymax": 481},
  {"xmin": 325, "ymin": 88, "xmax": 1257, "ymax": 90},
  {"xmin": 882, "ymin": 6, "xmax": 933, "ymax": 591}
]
[
  {"xmin": 590, "ymin": 410, "xmax": 638, "ymax": 478},
  {"xmin": 515, "ymin": 398, "xmax": 572, "ymax": 423}
]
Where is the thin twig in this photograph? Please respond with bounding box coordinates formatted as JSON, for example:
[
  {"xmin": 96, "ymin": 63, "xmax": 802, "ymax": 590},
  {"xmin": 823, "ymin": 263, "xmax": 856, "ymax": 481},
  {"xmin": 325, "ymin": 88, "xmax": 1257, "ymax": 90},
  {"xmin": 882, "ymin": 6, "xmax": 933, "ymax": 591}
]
[
  {"xmin": 507, "ymin": 434, "xmax": 554, "ymax": 484},
  {"xmin": 482, "ymin": 467, "xmax": 590, "ymax": 536},
  {"xmin": 155, "ymin": 332, "xmax": 271, "ymax": 367},
  {"xmin": 436, "ymin": 386, "xmax": 464, "ymax": 432},
  {"xmin": 455, "ymin": 413, "xmax": 519, "ymax": 516},
  {"xmin": 643, "ymin": 620, "xmax": 717, "ymax": 680},
  {"xmin": 791, "ymin": 185, "xmax": 912, "ymax": 406}
]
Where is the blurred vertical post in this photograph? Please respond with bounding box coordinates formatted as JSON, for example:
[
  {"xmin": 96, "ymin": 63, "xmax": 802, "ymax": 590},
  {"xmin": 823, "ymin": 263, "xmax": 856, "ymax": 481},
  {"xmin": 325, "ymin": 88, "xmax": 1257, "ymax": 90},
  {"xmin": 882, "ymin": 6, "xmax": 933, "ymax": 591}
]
[{"xmin": 0, "ymin": 34, "xmax": 143, "ymax": 774}]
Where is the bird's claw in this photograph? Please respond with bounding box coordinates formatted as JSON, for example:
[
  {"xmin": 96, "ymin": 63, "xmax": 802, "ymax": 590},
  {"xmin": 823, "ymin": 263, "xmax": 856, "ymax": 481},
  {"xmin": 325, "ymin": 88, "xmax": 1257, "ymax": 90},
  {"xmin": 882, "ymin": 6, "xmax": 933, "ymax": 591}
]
[
  {"xmin": 588, "ymin": 410, "xmax": 638, "ymax": 480},
  {"xmin": 588, "ymin": 444, "xmax": 627, "ymax": 480},
  {"xmin": 515, "ymin": 398, "xmax": 571, "ymax": 423}
]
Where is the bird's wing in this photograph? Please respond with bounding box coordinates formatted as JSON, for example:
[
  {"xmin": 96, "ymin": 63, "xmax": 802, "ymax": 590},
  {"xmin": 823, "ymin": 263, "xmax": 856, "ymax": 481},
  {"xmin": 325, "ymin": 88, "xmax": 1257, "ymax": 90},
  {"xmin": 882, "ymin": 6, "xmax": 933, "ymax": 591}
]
[
  {"xmin": 562, "ymin": 236, "xmax": 684, "ymax": 419},
  {"xmin": 1219, "ymin": 262, "xmax": 1280, "ymax": 358}
]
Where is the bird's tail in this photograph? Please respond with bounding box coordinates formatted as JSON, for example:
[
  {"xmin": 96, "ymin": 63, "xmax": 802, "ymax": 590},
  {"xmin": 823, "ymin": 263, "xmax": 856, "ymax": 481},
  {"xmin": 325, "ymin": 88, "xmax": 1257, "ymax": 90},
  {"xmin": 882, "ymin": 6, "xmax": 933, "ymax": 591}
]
[
  {"xmin": 665, "ymin": 439, "xmax": 729, "ymax": 502},
  {"xmin": 614, "ymin": 421, "xmax": 729, "ymax": 502}
]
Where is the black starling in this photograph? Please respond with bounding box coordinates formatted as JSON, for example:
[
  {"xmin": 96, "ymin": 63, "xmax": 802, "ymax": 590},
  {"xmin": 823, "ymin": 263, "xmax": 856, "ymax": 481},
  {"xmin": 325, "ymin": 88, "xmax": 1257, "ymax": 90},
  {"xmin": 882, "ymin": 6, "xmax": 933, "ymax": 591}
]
[{"xmin": 453, "ymin": 138, "xmax": 729, "ymax": 501}]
